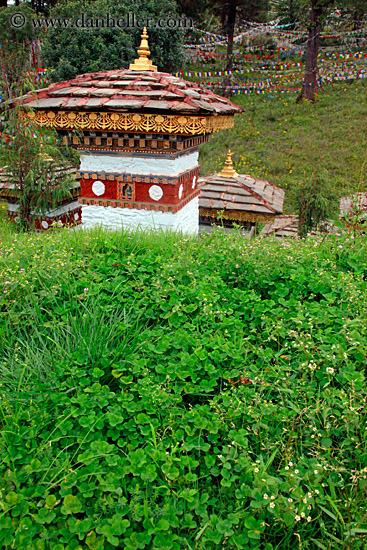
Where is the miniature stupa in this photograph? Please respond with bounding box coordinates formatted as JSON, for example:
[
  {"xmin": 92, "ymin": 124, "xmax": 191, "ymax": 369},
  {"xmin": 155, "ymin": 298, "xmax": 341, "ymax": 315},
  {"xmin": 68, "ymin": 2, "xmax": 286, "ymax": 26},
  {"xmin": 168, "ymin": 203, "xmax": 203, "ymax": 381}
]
[
  {"xmin": 0, "ymin": 163, "xmax": 81, "ymax": 231},
  {"xmin": 19, "ymin": 29, "xmax": 242, "ymax": 233},
  {"xmin": 198, "ymin": 150, "xmax": 285, "ymax": 231}
]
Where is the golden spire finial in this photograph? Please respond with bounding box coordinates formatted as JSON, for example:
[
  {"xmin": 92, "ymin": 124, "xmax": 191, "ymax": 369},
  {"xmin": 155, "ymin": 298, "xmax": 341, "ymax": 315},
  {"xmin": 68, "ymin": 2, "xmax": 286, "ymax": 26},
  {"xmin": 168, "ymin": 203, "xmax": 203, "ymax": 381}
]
[
  {"xmin": 38, "ymin": 142, "xmax": 53, "ymax": 163},
  {"xmin": 219, "ymin": 149, "xmax": 238, "ymax": 178},
  {"xmin": 129, "ymin": 27, "xmax": 157, "ymax": 72}
]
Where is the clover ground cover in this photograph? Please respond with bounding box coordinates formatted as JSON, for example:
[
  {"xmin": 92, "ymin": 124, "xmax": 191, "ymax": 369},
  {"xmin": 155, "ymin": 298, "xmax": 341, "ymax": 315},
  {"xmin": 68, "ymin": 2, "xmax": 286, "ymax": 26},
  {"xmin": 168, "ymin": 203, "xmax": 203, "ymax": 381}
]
[{"xmin": 1, "ymin": 224, "xmax": 367, "ymax": 549}]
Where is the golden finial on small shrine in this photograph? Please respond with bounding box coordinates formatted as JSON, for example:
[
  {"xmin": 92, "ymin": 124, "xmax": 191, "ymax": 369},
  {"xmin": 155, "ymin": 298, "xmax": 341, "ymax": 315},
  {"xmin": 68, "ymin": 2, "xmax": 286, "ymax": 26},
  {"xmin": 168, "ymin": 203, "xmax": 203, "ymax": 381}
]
[
  {"xmin": 129, "ymin": 27, "xmax": 157, "ymax": 72},
  {"xmin": 219, "ymin": 149, "xmax": 238, "ymax": 178},
  {"xmin": 38, "ymin": 142, "xmax": 53, "ymax": 163}
]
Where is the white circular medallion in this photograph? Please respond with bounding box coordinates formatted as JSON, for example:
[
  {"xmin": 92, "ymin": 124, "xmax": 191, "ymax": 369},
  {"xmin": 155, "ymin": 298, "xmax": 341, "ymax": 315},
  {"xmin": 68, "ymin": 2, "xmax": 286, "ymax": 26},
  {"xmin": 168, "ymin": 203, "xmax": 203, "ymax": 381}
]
[
  {"xmin": 74, "ymin": 213, "xmax": 79, "ymax": 220},
  {"xmin": 92, "ymin": 180, "xmax": 105, "ymax": 196},
  {"xmin": 178, "ymin": 184, "xmax": 184, "ymax": 199},
  {"xmin": 41, "ymin": 220, "xmax": 49, "ymax": 229},
  {"xmin": 192, "ymin": 176, "xmax": 197, "ymax": 189},
  {"xmin": 149, "ymin": 185, "xmax": 163, "ymax": 201}
]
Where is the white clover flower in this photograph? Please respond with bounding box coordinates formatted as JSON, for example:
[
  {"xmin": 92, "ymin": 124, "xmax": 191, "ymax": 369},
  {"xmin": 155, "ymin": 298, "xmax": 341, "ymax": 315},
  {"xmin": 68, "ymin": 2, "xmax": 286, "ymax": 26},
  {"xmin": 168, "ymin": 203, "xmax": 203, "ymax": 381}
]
[
  {"xmin": 270, "ymin": 502, "xmax": 275, "ymax": 509},
  {"xmin": 295, "ymin": 515, "xmax": 301, "ymax": 522},
  {"xmin": 254, "ymin": 467, "xmax": 259, "ymax": 473},
  {"xmin": 307, "ymin": 516, "xmax": 312, "ymax": 522},
  {"xmin": 301, "ymin": 512, "xmax": 305, "ymax": 518},
  {"xmin": 303, "ymin": 498, "xmax": 307, "ymax": 503},
  {"xmin": 263, "ymin": 494, "xmax": 269, "ymax": 500},
  {"xmin": 308, "ymin": 493, "xmax": 312, "ymax": 498},
  {"xmin": 289, "ymin": 462, "xmax": 293, "ymax": 466},
  {"xmin": 295, "ymin": 469, "xmax": 299, "ymax": 474},
  {"xmin": 285, "ymin": 466, "xmax": 289, "ymax": 470},
  {"xmin": 326, "ymin": 367, "xmax": 335, "ymax": 375},
  {"xmin": 270, "ymin": 496, "xmax": 275, "ymax": 500},
  {"xmin": 288, "ymin": 498, "xmax": 293, "ymax": 503},
  {"xmin": 315, "ymin": 489, "xmax": 320, "ymax": 494},
  {"xmin": 314, "ymin": 470, "xmax": 319, "ymax": 475},
  {"xmin": 308, "ymin": 505, "xmax": 312, "ymax": 510}
]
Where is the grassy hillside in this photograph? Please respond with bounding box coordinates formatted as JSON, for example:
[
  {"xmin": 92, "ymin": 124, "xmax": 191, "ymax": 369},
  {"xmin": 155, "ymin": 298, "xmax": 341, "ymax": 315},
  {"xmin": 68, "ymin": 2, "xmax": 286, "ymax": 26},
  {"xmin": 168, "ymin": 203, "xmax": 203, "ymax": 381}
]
[
  {"xmin": 198, "ymin": 80, "xmax": 367, "ymax": 213},
  {"xmin": 1, "ymin": 221, "xmax": 367, "ymax": 549}
]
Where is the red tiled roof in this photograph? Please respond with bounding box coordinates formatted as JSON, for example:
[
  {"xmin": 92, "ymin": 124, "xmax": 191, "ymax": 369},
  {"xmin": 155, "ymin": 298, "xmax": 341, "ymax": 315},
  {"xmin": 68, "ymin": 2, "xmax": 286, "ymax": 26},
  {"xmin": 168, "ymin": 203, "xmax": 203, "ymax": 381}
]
[{"xmin": 20, "ymin": 70, "xmax": 243, "ymax": 116}]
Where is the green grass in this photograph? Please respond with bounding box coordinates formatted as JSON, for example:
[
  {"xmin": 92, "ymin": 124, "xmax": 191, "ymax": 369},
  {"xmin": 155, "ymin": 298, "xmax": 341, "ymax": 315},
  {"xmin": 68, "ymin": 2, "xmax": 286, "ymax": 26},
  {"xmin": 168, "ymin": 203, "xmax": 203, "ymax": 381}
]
[
  {"xmin": 1, "ymin": 221, "xmax": 367, "ymax": 549},
  {"xmin": 198, "ymin": 80, "xmax": 367, "ymax": 212}
]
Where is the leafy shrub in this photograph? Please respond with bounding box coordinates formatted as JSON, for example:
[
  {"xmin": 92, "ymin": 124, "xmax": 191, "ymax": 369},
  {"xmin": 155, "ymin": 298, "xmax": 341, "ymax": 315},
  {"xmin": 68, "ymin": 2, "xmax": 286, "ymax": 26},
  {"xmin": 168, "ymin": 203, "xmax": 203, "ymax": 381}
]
[{"xmin": 1, "ymin": 226, "xmax": 367, "ymax": 549}]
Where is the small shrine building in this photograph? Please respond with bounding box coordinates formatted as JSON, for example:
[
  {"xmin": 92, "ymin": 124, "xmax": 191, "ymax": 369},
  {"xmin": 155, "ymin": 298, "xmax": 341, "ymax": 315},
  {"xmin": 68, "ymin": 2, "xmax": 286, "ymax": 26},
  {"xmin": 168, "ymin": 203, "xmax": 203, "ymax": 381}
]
[
  {"xmin": 19, "ymin": 29, "xmax": 242, "ymax": 233},
  {"xmin": 198, "ymin": 151, "xmax": 285, "ymax": 232},
  {"xmin": 0, "ymin": 159, "xmax": 81, "ymax": 231}
]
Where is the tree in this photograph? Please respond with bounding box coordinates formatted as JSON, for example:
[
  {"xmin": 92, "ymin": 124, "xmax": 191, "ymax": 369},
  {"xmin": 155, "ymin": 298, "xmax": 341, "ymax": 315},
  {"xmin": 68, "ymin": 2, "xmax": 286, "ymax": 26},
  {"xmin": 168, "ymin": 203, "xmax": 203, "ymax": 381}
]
[
  {"xmin": 0, "ymin": 101, "xmax": 78, "ymax": 231},
  {"xmin": 0, "ymin": 4, "xmax": 38, "ymax": 100},
  {"xmin": 209, "ymin": 0, "xmax": 269, "ymax": 71},
  {"xmin": 42, "ymin": 0, "xmax": 186, "ymax": 81},
  {"xmin": 295, "ymin": 169, "xmax": 336, "ymax": 237},
  {"xmin": 299, "ymin": 0, "xmax": 367, "ymax": 102},
  {"xmin": 276, "ymin": 0, "xmax": 303, "ymax": 28},
  {"xmin": 298, "ymin": 0, "xmax": 332, "ymax": 102},
  {"xmin": 345, "ymin": 0, "xmax": 367, "ymax": 30},
  {"xmin": 176, "ymin": 0, "xmax": 211, "ymax": 22}
]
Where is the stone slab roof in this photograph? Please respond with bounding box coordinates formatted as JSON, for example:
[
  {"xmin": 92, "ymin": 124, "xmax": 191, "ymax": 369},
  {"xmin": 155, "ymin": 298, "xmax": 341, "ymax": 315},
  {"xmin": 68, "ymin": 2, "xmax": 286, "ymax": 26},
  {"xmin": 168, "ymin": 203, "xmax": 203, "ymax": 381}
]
[
  {"xmin": 20, "ymin": 70, "xmax": 243, "ymax": 116},
  {"xmin": 261, "ymin": 215, "xmax": 337, "ymax": 238},
  {"xmin": 198, "ymin": 173, "xmax": 285, "ymax": 215},
  {"xmin": 340, "ymin": 192, "xmax": 367, "ymax": 218},
  {"xmin": 261, "ymin": 215, "xmax": 299, "ymax": 237}
]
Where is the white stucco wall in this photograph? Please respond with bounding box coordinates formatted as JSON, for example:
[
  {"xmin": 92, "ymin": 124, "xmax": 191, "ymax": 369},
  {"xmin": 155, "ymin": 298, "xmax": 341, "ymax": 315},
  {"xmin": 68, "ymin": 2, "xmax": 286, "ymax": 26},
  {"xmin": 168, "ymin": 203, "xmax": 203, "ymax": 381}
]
[
  {"xmin": 82, "ymin": 196, "xmax": 199, "ymax": 234},
  {"xmin": 80, "ymin": 151, "xmax": 199, "ymax": 176}
]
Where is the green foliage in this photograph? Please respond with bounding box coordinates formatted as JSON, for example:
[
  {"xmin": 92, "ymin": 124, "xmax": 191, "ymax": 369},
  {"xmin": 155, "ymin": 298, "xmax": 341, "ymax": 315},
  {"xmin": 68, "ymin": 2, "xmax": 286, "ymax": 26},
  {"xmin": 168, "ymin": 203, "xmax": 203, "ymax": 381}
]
[
  {"xmin": 0, "ymin": 101, "xmax": 79, "ymax": 231},
  {"xmin": 295, "ymin": 169, "xmax": 337, "ymax": 236},
  {"xmin": 1, "ymin": 224, "xmax": 367, "ymax": 548},
  {"xmin": 41, "ymin": 0, "xmax": 186, "ymax": 82},
  {"xmin": 0, "ymin": 4, "xmax": 39, "ymax": 98},
  {"xmin": 276, "ymin": 0, "xmax": 304, "ymax": 27},
  {"xmin": 0, "ymin": 4, "xmax": 37, "ymax": 44}
]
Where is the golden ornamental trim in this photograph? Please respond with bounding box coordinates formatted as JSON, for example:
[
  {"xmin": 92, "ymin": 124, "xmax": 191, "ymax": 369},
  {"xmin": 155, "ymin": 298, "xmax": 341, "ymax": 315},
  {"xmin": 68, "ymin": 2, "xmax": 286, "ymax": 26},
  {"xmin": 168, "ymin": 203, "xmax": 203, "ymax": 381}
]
[
  {"xmin": 199, "ymin": 207, "xmax": 274, "ymax": 223},
  {"xmin": 21, "ymin": 110, "xmax": 234, "ymax": 135}
]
